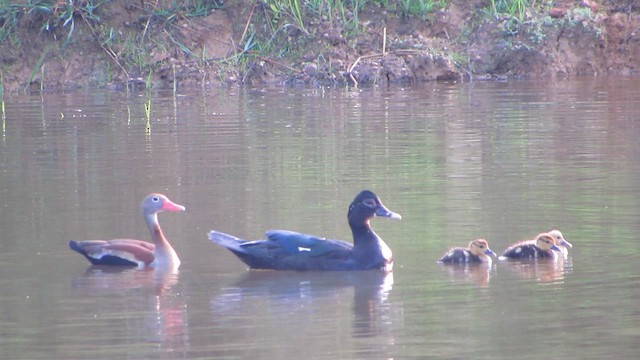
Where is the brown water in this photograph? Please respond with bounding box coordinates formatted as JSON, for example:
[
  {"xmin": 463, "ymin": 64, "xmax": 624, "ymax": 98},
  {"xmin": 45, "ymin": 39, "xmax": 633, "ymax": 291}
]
[{"xmin": 1, "ymin": 78, "xmax": 639, "ymax": 359}]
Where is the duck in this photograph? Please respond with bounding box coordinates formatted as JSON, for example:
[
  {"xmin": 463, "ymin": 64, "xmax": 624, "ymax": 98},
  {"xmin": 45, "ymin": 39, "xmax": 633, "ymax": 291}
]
[
  {"xmin": 499, "ymin": 232, "xmax": 562, "ymax": 261},
  {"xmin": 547, "ymin": 229, "xmax": 572, "ymax": 258},
  {"xmin": 208, "ymin": 190, "xmax": 401, "ymax": 271},
  {"xmin": 69, "ymin": 193, "xmax": 185, "ymax": 269},
  {"xmin": 438, "ymin": 239, "xmax": 496, "ymax": 265}
]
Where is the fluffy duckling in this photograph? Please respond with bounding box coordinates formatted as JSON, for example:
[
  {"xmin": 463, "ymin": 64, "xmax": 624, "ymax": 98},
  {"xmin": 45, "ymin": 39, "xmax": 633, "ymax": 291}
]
[
  {"xmin": 499, "ymin": 233, "xmax": 561, "ymax": 261},
  {"xmin": 439, "ymin": 239, "xmax": 497, "ymax": 265},
  {"xmin": 547, "ymin": 229, "xmax": 572, "ymax": 258}
]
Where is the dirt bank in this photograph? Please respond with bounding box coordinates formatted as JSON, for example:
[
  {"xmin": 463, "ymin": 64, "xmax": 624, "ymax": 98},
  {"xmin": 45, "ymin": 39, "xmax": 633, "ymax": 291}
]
[{"xmin": 1, "ymin": 0, "xmax": 639, "ymax": 92}]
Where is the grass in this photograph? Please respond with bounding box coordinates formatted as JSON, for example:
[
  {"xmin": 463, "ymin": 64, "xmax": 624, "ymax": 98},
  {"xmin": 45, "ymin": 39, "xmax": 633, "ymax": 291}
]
[
  {"xmin": 26, "ymin": 0, "xmax": 108, "ymax": 48},
  {"xmin": 488, "ymin": 0, "xmax": 531, "ymax": 21},
  {"xmin": 397, "ymin": 0, "xmax": 447, "ymax": 19},
  {"xmin": 0, "ymin": 1, "xmax": 22, "ymax": 45},
  {"xmin": 147, "ymin": 0, "xmax": 223, "ymax": 23},
  {"xmin": 484, "ymin": 1, "xmax": 601, "ymax": 45},
  {"xmin": 223, "ymin": 0, "xmax": 449, "ymax": 77},
  {"xmin": 0, "ymin": 0, "xmax": 224, "ymax": 88},
  {"xmin": 267, "ymin": 0, "xmax": 448, "ymax": 37}
]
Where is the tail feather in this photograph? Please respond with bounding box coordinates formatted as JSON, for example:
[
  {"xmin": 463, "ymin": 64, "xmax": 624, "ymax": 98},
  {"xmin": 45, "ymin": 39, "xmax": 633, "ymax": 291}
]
[
  {"xmin": 208, "ymin": 230, "xmax": 248, "ymax": 253},
  {"xmin": 69, "ymin": 240, "xmax": 87, "ymax": 255},
  {"xmin": 69, "ymin": 240, "xmax": 140, "ymax": 266}
]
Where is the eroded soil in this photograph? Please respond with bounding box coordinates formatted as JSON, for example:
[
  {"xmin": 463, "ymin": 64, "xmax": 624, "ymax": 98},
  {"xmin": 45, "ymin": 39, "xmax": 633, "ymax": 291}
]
[{"xmin": 1, "ymin": 0, "xmax": 639, "ymax": 92}]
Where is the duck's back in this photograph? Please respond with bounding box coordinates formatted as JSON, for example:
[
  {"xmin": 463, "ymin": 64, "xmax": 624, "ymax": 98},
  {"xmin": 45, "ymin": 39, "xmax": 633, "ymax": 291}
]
[
  {"xmin": 243, "ymin": 239, "xmax": 356, "ymax": 271},
  {"xmin": 210, "ymin": 230, "xmax": 362, "ymax": 271},
  {"xmin": 439, "ymin": 248, "xmax": 484, "ymax": 264},
  {"xmin": 501, "ymin": 242, "xmax": 555, "ymax": 259}
]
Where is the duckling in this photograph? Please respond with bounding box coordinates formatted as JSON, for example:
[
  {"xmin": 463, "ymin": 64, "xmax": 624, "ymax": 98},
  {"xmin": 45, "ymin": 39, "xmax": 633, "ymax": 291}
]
[
  {"xmin": 547, "ymin": 229, "xmax": 572, "ymax": 258},
  {"xmin": 439, "ymin": 239, "xmax": 496, "ymax": 265},
  {"xmin": 499, "ymin": 233, "xmax": 561, "ymax": 260}
]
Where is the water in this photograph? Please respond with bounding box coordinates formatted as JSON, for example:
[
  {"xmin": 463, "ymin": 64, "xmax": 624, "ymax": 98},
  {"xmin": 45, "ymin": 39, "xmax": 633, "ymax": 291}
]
[{"xmin": 1, "ymin": 78, "xmax": 639, "ymax": 359}]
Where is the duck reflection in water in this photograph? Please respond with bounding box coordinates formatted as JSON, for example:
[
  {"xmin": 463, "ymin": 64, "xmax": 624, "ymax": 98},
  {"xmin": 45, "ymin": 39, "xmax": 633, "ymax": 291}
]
[
  {"xmin": 501, "ymin": 258, "xmax": 568, "ymax": 283},
  {"xmin": 210, "ymin": 270, "xmax": 397, "ymax": 340},
  {"xmin": 70, "ymin": 266, "xmax": 189, "ymax": 353},
  {"xmin": 438, "ymin": 262, "xmax": 494, "ymax": 287}
]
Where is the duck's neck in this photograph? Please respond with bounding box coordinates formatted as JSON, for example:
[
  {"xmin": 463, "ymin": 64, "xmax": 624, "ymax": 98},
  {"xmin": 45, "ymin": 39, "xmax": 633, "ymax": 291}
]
[
  {"xmin": 351, "ymin": 222, "xmax": 392, "ymax": 270},
  {"xmin": 146, "ymin": 212, "xmax": 180, "ymax": 268},
  {"xmin": 350, "ymin": 222, "xmax": 376, "ymax": 247}
]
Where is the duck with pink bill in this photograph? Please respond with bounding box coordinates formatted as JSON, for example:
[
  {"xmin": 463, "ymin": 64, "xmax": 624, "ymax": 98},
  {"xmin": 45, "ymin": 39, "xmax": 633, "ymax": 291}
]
[{"xmin": 69, "ymin": 193, "xmax": 185, "ymax": 270}]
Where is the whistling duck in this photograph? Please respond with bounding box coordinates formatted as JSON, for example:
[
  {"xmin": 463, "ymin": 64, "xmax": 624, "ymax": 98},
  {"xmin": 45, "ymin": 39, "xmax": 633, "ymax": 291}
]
[
  {"xmin": 69, "ymin": 193, "xmax": 185, "ymax": 269},
  {"xmin": 208, "ymin": 190, "xmax": 401, "ymax": 271}
]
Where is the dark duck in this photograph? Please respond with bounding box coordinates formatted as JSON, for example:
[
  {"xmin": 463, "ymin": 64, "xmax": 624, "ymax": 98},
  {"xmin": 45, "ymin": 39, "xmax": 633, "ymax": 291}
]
[
  {"xmin": 499, "ymin": 232, "xmax": 562, "ymax": 261},
  {"xmin": 438, "ymin": 239, "xmax": 496, "ymax": 265},
  {"xmin": 208, "ymin": 190, "xmax": 401, "ymax": 271}
]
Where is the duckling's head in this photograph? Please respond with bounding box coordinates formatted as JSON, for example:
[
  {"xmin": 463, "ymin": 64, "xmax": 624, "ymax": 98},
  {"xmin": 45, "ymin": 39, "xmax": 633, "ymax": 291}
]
[
  {"xmin": 548, "ymin": 229, "xmax": 572, "ymax": 248},
  {"xmin": 469, "ymin": 239, "xmax": 497, "ymax": 258},
  {"xmin": 535, "ymin": 233, "xmax": 562, "ymax": 252}
]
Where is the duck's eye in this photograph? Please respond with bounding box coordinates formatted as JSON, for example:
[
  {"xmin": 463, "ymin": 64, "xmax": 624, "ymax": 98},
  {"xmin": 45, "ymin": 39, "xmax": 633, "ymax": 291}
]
[
  {"xmin": 152, "ymin": 196, "xmax": 160, "ymax": 202},
  {"xmin": 363, "ymin": 199, "xmax": 377, "ymax": 208}
]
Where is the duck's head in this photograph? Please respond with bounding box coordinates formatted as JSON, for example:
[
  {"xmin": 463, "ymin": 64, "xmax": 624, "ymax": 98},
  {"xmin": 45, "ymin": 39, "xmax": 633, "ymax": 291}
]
[
  {"xmin": 548, "ymin": 229, "xmax": 572, "ymax": 248},
  {"xmin": 141, "ymin": 193, "xmax": 186, "ymax": 215},
  {"xmin": 348, "ymin": 190, "xmax": 401, "ymax": 226},
  {"xmin": 469, "ymin": 239, "xmax": 497, "ymax": 258},
  {"xmin": 535, "ymin": 233, "xmax": 562, "ymax": 252}
]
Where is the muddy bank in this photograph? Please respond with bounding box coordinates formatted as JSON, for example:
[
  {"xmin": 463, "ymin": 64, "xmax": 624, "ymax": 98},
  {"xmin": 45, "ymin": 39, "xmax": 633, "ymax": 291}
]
[{"xmin": 1, "ymin": 0, "xmax": 639, "ymax": 92}]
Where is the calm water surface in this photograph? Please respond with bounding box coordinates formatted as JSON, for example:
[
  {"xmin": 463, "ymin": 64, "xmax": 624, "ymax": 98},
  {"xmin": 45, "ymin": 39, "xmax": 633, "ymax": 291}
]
[{"xmin": 1, "ymin": 78, "xmax": 639, "ymax": 359}]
